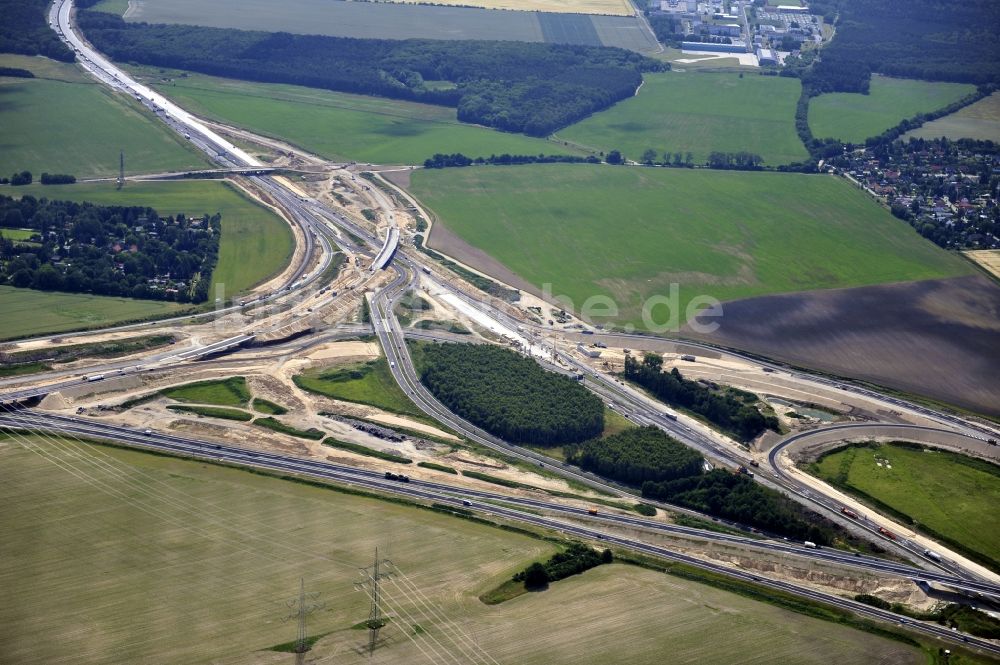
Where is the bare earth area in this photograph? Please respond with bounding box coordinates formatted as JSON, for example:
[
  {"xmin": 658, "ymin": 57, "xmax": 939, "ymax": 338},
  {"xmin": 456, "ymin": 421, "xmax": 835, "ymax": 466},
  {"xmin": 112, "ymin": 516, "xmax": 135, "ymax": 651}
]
[{"xmin": 683, "ymin": 275, "xmax": 1000, "ymax": 416}]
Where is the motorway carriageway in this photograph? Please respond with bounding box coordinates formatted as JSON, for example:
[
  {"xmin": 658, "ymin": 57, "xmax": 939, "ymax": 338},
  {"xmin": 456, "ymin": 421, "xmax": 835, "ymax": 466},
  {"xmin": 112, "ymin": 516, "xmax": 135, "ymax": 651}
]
[{"xmin": 1, "ymin": 408, "xmax": 998, "ymax": 656}]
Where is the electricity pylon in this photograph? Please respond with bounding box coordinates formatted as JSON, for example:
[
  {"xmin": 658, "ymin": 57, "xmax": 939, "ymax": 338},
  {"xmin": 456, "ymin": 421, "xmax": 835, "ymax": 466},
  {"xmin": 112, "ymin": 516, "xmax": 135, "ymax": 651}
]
[{"xmin": 355, "ymin": 547, "xmax": 392, "ymax": 656}]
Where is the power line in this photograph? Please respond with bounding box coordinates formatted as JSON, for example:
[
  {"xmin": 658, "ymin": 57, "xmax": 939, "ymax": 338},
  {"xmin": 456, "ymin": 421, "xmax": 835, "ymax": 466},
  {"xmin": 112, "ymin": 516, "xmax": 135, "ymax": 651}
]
[{"xmin": 284, "ymin": 578, "xmax": 324, "ymax": 664}]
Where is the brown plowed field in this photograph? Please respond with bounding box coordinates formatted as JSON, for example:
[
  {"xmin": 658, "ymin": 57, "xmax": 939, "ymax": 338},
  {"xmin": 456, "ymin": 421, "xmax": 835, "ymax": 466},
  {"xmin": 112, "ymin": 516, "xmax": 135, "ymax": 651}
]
[{"xmin": 683, "ymin": 275, "xmax": 1000, "ymax": 416}]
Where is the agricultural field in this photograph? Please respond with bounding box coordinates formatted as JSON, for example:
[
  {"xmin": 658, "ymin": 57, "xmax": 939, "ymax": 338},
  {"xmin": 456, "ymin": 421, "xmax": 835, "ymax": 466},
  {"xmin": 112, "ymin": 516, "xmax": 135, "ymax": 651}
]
[
  {"xmin": 905, "ymin": 92, "xmax": 1000, "ymax": 142},
  {"xmin": 13, "ymin": 180, "xmax": 293, "ymax": 296},
  {"xmin": 0, "ymin": 437, "xmax": 931, "ymax": 664},
  {"xmin": 88, "ymin": 0, "xmax": 129, "ymax": 14},
  {"xmin": 0, "ymin": 228, "xmax": 38, "ymax": 242},
  {"xmin": 124, "ymin": 0, "xmax": 655, "ymax": 51},
  {"xmin": 146, "ymin": 71, "xmax": 573, "ymax": 165},
  {"xmin": 0, "ymin": 55, "xmax": 206, "ymax": 179},
  {"xmin": 558, "ymin": 72, "xmax": 809, "ymax": 166},
  {"xmin": 410, "ymin": 165, "xmax": 970, "ymax": 326},
  {"xmin": 386, "ymin": 0, "xmax": 634, "ymax": 16},
  {"xmin": 808, "ymin": 75, "xmax": 976, "ymax": 144},
  {"xmin": 809, "ymin": 442, "xmax": 1000, "ymax": 570},
  {"xmin": 0, "ymin": 286, "xmax": 184, "ymax": 341}
]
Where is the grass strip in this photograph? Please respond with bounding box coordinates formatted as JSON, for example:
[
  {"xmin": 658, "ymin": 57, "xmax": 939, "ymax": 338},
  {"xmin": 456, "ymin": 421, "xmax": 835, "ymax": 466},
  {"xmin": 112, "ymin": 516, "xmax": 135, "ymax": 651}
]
[
  {"xmin": 166, "ymin": 405, "xmax": 253, "ymax": 422},
  {"xmin": 322, "ymin": 437, "xmax": 412, "ymax": 464},
  {"xmin": 254, "ymin": 417, "xmax": 325, "ymax": 440}
]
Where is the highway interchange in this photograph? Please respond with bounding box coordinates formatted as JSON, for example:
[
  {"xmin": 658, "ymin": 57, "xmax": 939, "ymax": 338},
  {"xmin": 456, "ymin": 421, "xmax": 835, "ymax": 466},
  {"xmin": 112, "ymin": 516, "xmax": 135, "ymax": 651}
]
[{"xmin": 2, "ymin": 0, "xmax": 999, "ymax": 656}]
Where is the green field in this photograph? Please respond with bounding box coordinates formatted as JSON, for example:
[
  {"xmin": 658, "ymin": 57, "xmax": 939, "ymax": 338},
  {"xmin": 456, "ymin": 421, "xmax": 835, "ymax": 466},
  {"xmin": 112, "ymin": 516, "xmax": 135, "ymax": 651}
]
[
  {"xmin": 13, "ymin": 180, "xmax": 293, "ymax": 297},
  {"xmin": 161, "ymin": 377, "xmax": 251, "ymax": 406},
  {"xmin": 0, "ymin": 228, "xmax": 38, "ymax": 241},
  {"xmin": 0, "ymin": 436, "xmax": 933, "ymax": 664},
  {"xmin": 905, "ymin": 92, "xmax": 1000, "ymax": 142},
  {"xmin": 808, "ymin": 75, "xmax": 976, "ymax": 143},
  {"xmin": 0, "ymin": 56, "xmax": 206, "ymax": 179},
  {"xmin": 295, "ymin": 357, "xmax": 429, "ymax": 421},
  {"xmin": 809, "ymin": 442, "xmax": 1000, "ymax": 570},
  {"xmin": 144, "ymin": 70, "xmax": 573, "ymax": 165},
  {"xmin": 89, "ymin": 0, "xmax": 129, "ymax": 14},
  {"xmin": 166, "ymin": 404, "xmax": 253, "ymax": 421},
  {"xmin": 411, "ymin": 165, "xmax": 970, "ymax": 326},
  {"xmin": 558, "ymin": 72, "xmax": 809, "ymax": 166},
  {"xmin": 0, "ymin": 286, "xmax": 184, "ymax": 340}
]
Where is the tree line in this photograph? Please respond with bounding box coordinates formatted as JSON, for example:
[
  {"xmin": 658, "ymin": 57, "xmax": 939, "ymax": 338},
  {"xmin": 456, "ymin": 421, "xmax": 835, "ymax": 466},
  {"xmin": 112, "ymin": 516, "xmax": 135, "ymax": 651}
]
[
  {"xmin": 77, "ymin": 11, "xmax": 664, "ymax": 137},
  {"xmin": 423, "ymin": 153, "xmax": 600, "ymax": 169},
  {"xmin": 0, "ymin": 195, "xmax": 221, "ymax": 303},
  {"xmin": 622, "ymin": 354, "xmax": 779, "ymax": 442},
  {"xmin": 513, "ymin": 543, "xmax": 612, "ymax": 590},
  {"xmin": 0, "ymin": 0, "xmax": 74, "ymax": 63},
  {"xmin": 565, "ymin": 426, "xmax": 704, "ymax": 486},
  {"xmin": 416, "ymin": 342, "xmax": 604, "ymax": 445}
]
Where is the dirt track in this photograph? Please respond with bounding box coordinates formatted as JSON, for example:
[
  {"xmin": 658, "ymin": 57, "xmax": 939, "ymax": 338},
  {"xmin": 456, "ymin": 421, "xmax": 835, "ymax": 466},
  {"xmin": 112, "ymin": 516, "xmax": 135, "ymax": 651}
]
[{"xmin": 683, "ymin": 275, "xmax": 1000, "ymax": 417}]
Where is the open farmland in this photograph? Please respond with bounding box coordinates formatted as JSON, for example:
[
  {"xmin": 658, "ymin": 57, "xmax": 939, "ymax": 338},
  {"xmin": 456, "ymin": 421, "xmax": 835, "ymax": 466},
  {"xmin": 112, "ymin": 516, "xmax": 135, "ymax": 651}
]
[
  {"xmin": 146, "ymin": 71, "xmax": 571, "ymax": 165},
  {"xmin": 809, "ymin": 442, "xmax": 1000, "ymax": 570},
  {"xmin": 383, "ymin": 0, "xmax": 633, "ymax": 16},
  {"xmin": 808, "ymin": 75, "xmax": 976, "ymax": 143},
  {"xmin": 124, "ymin": 0, "xmax": 655, "ymax": 51},
  {"xmin": 410, "ymin": 165, "xmax": 970, "ymax": 327},
  {"xmin": 558, "ymin": 72, "xmax": 808, "ymax": 166},
  {"xmin": 14, "ymin": 180, "xmax": 293, "ymax": 297},
  {"xmin": 0, "ymin": 55, "xmax": 206, "ymax": 179},
  {"xmin": 0, "ymin": 286, "xmax": 184, "ymax": 340},
  {"xmin": 905, "ymin": 92, "xmax": 1000, "ymax": 142},
  {"xmin": 683, "ymin": 274, "xmax": 1000, "ymax": 417},
  {"xmin": 0, "ymin": 437, "xmax": 929, "ymax": 665}
]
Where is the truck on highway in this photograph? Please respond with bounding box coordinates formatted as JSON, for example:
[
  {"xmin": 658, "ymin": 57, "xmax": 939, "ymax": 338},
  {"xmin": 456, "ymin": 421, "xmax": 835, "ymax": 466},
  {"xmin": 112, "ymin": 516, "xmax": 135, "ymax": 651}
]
[
  {"xmin": 878, "ymin": 526, "xmax": 897, "ymax": 541},
  {"xmin": 84, "ymin": 374, "xmax": 105, "ymax": 382},
  {"xmin": 384, "ymin": 471, "xmax": 410, "ymax": 483},
  {"xmin": 587, "ymin": 508, "xmax": 598, "ymax": 516},
  {"xmin": 803, "ymin": 541, "xmax": 818, "ymax": 549},
  {"xmin": 736, "ymin": 465, "xmax": 754, "ymax": 478},
  {"xmin": 663, "ymin": 412, "xmax": 678, "ymax": 421},
  {"xmin": 680, "ymin": 354, "xmax": 696, "ymax": 362},
  {"xmin": 924, "ymin": 549, "xmax": 943, "ymax": 562},
  {"xmin": 389, "ymin": 361, "xmax": 396, "ymax": 369},
  {"xmin": 841, "ymin": 507, "xmax": 859, "ymax": 519}
]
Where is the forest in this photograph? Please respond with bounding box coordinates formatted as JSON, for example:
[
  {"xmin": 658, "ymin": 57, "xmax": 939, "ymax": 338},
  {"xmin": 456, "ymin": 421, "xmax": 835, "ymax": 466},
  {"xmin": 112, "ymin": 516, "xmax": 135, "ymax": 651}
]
[
  {"xmin": 566, "ymin": 427, "xmax": 704, "ymax": 486},
  {"xmin": 0, "ymin": 195, "xmax": 220, "ymax": 302},
  {"xmin": 642, "ymin": 469, "xmax": 833, "ymax": 544},
  {"xmin": 802, "ymin": 0, "xmax": 1000, "ymax": 92},
  {"xmin": 77, "ymin": 11, "xmax": 664, "ymax": 137},
  {"xmin": 0, "ymin": 0, "xmax": 73, "ymax": 62},
  {"xmin": 622, "ymin": 354, "xmax": 779, "ymax": 442},
  {"xmin": 414, "ymin": 342, "xmax": 604, "ymax": 445}
]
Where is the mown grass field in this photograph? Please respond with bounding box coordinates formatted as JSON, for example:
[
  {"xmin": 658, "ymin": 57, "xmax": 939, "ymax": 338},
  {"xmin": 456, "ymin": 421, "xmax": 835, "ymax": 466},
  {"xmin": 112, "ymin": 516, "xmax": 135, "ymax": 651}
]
[
  {"xmin": 810, "ymin": 442, "xmax": 1000, "ymax": 569},
  {"xmin": 14, "ymin": 180, "xmax": 293, "ymax": 296},
  {"xmin": 295, "ymin": 357, "xmax": 428, "ymax": 421},
  {"xmin": 161, "ymin": 377, "xmax": 250, "ymax": 406},
  {"xmin": 0, "ymin": 437, "xmax": 932, "ymax": 664},
  {"xmin": 0, "ymin": 55, "xmax": 206, "ymax": 179},
  {"xmin": 0, "ymin": 228, "xmax": 38, "ymax": 241},
  {"xmin": 906, "ymin": 92, "xmax": 1000, "ymax": 142},
  {"xmin": 558, "ymin": 72, "xmax": 808, "ymax": 165},
  {"xmin": 808, "ymin": 75, "xmax": 976, "ymax": 143},
  {"xmin": 144, "ymin": 70, "xmax": 574, "ymax": 165},
  {"xmin": 0, "ymin": 286, "xmax": 184, "ymax": 340},
  {"xmin": 411, "ymin": 165, "xmax": 970, "ymax": 327}
]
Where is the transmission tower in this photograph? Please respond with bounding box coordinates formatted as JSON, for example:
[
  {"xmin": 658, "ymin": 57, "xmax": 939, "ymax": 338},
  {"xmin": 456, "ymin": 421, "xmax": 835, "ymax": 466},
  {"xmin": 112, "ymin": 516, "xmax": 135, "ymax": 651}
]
[
  {"xmin": 283, "ymin": 578, "xmax": 324, "ymax": 664},
  {"xmin": 355, "ymin": 547, "xmax": 392, "ymax": 656},
  {"xmin": 116, "ymin": 150, "xmax": 124, "ymax": 190}
]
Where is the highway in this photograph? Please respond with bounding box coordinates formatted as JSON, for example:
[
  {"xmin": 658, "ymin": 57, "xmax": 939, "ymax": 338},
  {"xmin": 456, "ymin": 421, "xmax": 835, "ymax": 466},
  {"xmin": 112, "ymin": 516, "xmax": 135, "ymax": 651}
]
[
  {"xmin": 14, "ymin": 1, "xmax": 998, "ymax": 650},
  {"xmin": 2, "ymin": 407, "xmax": 997, "ymax": 655}
]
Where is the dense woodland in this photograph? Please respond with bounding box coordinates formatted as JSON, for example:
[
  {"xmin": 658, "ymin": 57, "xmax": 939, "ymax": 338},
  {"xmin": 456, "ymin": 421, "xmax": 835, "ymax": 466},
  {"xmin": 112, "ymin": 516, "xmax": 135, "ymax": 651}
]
[
  {"xmin": 415, "ymin": 342, "xmax": 604, "ymax": 445},
  {"xmin": 800, "ymin": 0, "xmax": 1000, "ymax": 92},
  {"xmin": 0, "ymin": 0, "xmax": 73, "ymax": 62},
  {"xmin": 566, "ymin": 426, "xmax": 704, "ymax": 486},
  {"xmin": 0, "ymin": 195, "xmax": 220, "ymax": 302},
  {"xmin": 77, "ymin": 12, "xmax": 663, "ymax": 137},
  {"xmin": 622, "ymin": 354, "xmax": 779, "ymax": 442}
]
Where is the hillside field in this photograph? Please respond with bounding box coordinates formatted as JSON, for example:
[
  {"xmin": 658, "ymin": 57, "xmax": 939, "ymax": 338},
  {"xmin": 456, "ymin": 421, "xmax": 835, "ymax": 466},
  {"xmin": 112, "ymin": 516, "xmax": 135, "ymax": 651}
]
[
  {"xmin": 410, "ymin": 165, "xmax": 970, "ymax": 327},
  {"xmin": 558, "ymin": 72, "xmax": 809, "ymax": 166},
  {"xmin": 905, "ymin": 92, "xmax": 1000, "ymax": 142},
  {"xmin": 809, "ymin": 442, "xmax": 1000, "ymax": 570},
  {"xmin": 808, "ymin": 75, "xmax": 976, "ymax": 143},
  {"xmin": 0, "ymin": 436, "xmax": 928, "ymax": 664},
  {"xmin": 146, "ymin": 70, "xmax": 576, "ymax": 165},
  {"xmin": 14, "ymin": 180, "xmax": 293, "ymax": 297},
  {"xmin": 0, "ymin": 55, "xmax": 206, "ymax": 179}
]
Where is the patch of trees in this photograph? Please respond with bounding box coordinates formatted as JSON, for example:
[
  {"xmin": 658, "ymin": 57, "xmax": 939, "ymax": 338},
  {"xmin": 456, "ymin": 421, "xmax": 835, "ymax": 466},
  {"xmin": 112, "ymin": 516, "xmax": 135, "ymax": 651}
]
[
  {"xmin": 39, "ymin": 173, "xmax": 76, "ymax": 185},
  {"xmin": 566, "ymin": 426, "xmax": 704, "ymax": 486},
  {"xmin": 423, "ymin": 153, "xmax": 600, "ymax": 169},
  {"xmin": 512, "ymin": 543, "xmax": 612, "ymax": 589},
  {"xmin": 0, "ymin": 0, "xmax": 74, "ymax": 62},
  {"xmin": 802, "ymin": 0, "xmax": 1000, "ymax": 92},
  {"xmin": 0, "ymin": 67, "xmax": 34, "ymax": 78},
  {"xmin": 0, "ymin": 195, "xmax": 221, "ymax": 302},
  {"xmin": 77, "ymin": 11, "xmax": 665, "ymax": 137},
  {"xmin": 648, "ymin": 15, "xmax": 684, "ymax": 49},
  {"xmin": 9, "ymin": 171, "xmax": 33, "ymax": 186},
  {"xmin": 416, "ymin": 342, "xmax": 604, "ymax": 445},
  {"xmin": 643, "ymin": 469, "xmax": 833, "ymax": 544},
  {"xmin": 622, "ymin": 354, "xmax": 779, "ymax": 442},
  {"xmin": 707, "ymin": 151, "xmax": 763, "ymax": 170}
]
